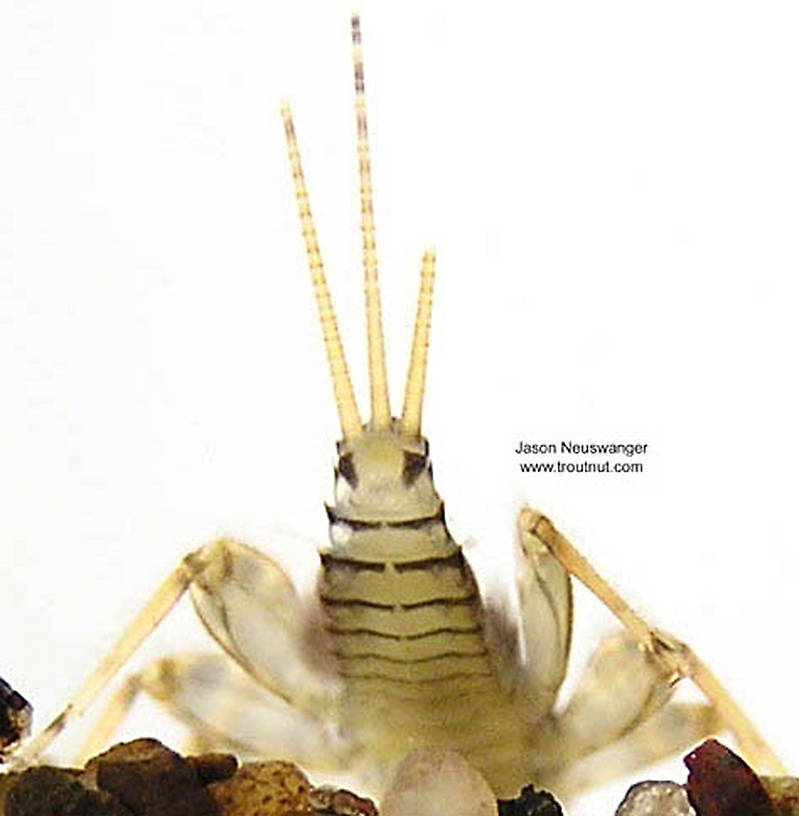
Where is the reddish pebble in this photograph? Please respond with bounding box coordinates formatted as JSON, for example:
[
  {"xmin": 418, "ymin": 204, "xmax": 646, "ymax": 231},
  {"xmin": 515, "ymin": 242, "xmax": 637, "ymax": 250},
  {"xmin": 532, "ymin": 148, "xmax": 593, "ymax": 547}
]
[{"xmin": 684, "ymin": 739, "xmax": 777, "ymax": 816}]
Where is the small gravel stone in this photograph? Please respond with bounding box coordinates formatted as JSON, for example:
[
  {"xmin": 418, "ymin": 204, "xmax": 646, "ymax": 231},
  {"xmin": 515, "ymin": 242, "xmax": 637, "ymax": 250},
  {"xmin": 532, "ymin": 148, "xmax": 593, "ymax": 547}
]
[
  {"xmin": 86, "ymin": 738, "xmax": 218, "ymax": 816},
  {"xmin": 207, "ymin": 760, "xmax": 312, "ymax": 816},
  {"xmin": 0, "ymin": 677, "xmax": 32, "ymax": 753},
  {"xmin": 381, "ymin": 747, "xmax": 497, "ymax": 816},
  {"xmin": 497, "ymin": 784, "xmax": 563, "ymax": 816},
  {"xmin": 684, "ymin": 739, "xmax": 777, "ymax": 816},
  {"xmin": 0, "ymin": 771, "xmax": 21, "ymax": 814},
  {"xmin": 187, "ymin": 752, "xmax": 239, "ymax": 785},
  {"xmin": 615, "ymin": 781, "xmax": 696, "ymax": 816},
  {"xmin": 761, "ymin": 777, "xmax": 799, "ymax": 816},
  {"xmin": 5, "ymin": 766, "xmax": 133, "ymax": 816},
  {"xmin": 309, "ymin": 785, "xmax": 378, "ymax": 816}
]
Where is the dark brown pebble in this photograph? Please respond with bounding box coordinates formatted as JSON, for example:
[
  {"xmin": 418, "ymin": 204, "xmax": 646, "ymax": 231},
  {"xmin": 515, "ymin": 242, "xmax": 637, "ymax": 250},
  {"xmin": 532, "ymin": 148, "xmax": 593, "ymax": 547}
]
[
  {"xmin": 5, "ymin": 766, "xmax": 133, "ymax": 816},
  {"xmin": 0, "ymin": 678, "xmax": 32, "ymax": 752},
  {"xmin": 0, "ymin": 771, "xmax": 21, "ymax": 815},
  {"xmin": 187, "ymin": 752, "xmax": 239, "ymax": 785},
  {"xmin": 684, "ymin": 739, "xmax": 777, "ymax": 816},
  {"xmin": 88, "ymin": 738, "xmax": 218, "ymax": 816},
  {"xmin": 497, "ymin": 784, "xmax": 563, "ymax": 816}
]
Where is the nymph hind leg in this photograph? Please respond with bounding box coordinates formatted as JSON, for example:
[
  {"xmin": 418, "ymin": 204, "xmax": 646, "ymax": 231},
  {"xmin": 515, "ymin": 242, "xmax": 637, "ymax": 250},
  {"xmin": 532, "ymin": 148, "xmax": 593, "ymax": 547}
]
[
  {"xmin": 7, "ymin": 538, "xmax": 340, "ymax": 768},
  {"xmin": 78, "ymin": 654, "xmax": 357, "ymax": 774},
  {"xmin": 521, "ymin": 509, "xmax": 786, "ymax": 774}
]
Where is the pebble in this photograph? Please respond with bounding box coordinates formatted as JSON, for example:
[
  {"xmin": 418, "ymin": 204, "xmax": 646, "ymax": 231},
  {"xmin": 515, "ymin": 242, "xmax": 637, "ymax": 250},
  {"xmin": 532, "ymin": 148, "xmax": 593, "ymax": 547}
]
[
  {"xmin": 0, "ymin": 771, "xmax": 19, "ymax": 814},
  {"xmin": 615, "ymin": 781, "xmax": 696, "ymax": 816},
  {"xmin": 188, "ymin": 753, "xmax": 239, "ymax": 786},
  {"xmin": 497, "ymin": 784, "xmax": 563, "ymax": 816},
  {"xmin": 207, "ymin": 760, "xmax": 312, "ymax": 816},
  {"xmin": 84, "ymin": 738, "xmax": 218, "ymax": 816},
  {"xmin": 380, "ymin": 747, "xmax": 498, "ymax": 816},
  {"xmin": 760, "ymin": 776, "xmax": 799, "ymax": 816},
  {"xmin": 0, "ymin": 677, "xmax": 32, "ymax": 753},
  {"xmin": 5, "ymin": 766, "xmax": 134, "ymax": 816},
  {"xmin": 684, "ymin": 739, "xmax": 777, "ymax": 816},
  {"xmin": 309, "ymin": 785, "xmax": 378, "ymax": 816}
]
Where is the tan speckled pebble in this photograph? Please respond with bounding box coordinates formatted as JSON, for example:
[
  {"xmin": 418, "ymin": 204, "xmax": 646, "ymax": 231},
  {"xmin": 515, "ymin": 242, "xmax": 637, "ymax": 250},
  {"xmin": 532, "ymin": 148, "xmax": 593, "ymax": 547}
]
[
  {"xmin": 381, "ymin": 748, "xmax": 497, "ymax": 816},
  {"xmin": 207, "ymin": 761, "xmax": 312, "ymax": 816}
]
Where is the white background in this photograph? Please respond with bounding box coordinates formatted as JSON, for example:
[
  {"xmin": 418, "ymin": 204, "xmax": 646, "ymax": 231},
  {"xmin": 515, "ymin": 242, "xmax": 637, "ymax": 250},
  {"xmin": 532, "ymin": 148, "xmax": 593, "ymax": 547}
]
[{"xmin": 1, "ymin": 1, "xmax": 798, "ymax": 813}]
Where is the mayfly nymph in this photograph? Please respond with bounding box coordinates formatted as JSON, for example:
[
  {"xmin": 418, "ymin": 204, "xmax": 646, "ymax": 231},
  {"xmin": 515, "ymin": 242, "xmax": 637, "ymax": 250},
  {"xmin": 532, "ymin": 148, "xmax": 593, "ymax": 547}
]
[{"xmin": 3, "ymin": 14, "xmax": 785, "ymax": 805}]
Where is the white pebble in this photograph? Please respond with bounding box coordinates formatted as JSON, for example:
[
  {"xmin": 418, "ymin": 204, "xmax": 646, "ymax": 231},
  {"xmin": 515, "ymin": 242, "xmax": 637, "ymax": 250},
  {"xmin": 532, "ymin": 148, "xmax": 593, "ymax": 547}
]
[
  {"xmin": 381, "ymin": 748, "xmax": 497, "ymax": 816},
  {"xmin": 615, "ymin": 781, "xmax": 696, "ymax": 816}
]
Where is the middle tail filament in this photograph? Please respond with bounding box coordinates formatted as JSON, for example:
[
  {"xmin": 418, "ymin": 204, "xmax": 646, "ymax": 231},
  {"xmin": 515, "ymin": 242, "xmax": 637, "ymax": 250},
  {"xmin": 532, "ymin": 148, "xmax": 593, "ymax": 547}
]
[{"xmin": 352, "ymin": 13, "xmax": 391, "ymax": 431}]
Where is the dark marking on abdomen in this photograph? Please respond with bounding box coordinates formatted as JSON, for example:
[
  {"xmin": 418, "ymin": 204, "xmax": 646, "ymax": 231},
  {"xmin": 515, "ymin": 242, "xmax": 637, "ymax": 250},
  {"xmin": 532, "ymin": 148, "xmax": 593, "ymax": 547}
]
[
  {"xmin": 338, "ymin": 670, "xmax": 493, "ymax": 683},
  {"xmin": 326, "ymin": 504, "xmax": 445, "ymax": 532},
  {"xmin": 393, "ymin": 550, "xmax": 465, "ymax": 573},
  {"xmin": 320, "ymin": 553, "xmax": 385, "ymax": 572},
  {"xmin": 320, "ymin": 597, "xmax": 395, "ymax": 610},
  {"xmin": 400, "ymin": 591, "xmax": 480, "ymax": 610},
  {"xmin": 324, "ymin": 624, "xmax": 482, "ymax": 639},
  {"xmin": 333, "ymin": 648, "xmax": 488, "ymax": 664}
]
